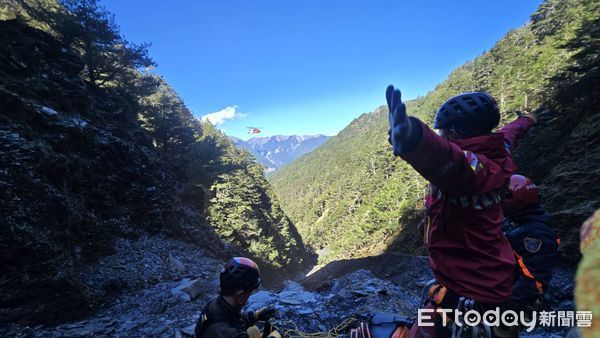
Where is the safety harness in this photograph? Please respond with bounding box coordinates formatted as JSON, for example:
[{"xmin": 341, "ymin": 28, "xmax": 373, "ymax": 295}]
[
  {"xmin": 513, "ymin": 251, "xmax": 544, "ymax": 295},
  {"xmin": 419, "ymin": 279, "xmax": 492, "ymax": 338},
  {"xmin": 452, "ymin": 297, "xmax": 492, "ymax": 338}
]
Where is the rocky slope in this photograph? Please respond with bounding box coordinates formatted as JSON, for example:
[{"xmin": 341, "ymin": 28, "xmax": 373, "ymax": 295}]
[
  {"xmin": 232, "ymin": 135, "xmax": 329, "ymax": 173},
  {"xmin": 0, "ymin": 250, "xmax": 575, "ymax": 337},
  {"xmin": 0, "ymin": 252, "xmax": 432, "ymax": 337}
]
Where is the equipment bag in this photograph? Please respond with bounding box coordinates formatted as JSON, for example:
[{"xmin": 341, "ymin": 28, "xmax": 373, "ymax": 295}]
[{"xmin": 350, "ymin": 312, "xmax": 413, "ymax": 338}]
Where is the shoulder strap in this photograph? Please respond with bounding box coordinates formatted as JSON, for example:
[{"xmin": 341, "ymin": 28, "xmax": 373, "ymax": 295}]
[
  {"xmin": 194, "ymin": 299, "xmax": 232, "ymax": 338},
  {"xmin": 514, "ymin": 251, "xmax": 544, "ymax": 294}
]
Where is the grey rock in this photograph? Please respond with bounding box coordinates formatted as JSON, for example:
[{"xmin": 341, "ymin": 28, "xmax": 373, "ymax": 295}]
[
  {"xmin": 147, "ymin": 300, "xmax": 168, "ymax": 314},
  {"xmin": 279, "ymin": 298, "xmax": 303, "ymax": 305},
  {"xmin": 297, "ymin": 308, "xmax": 314, "ymax": 315},
  {"xmin": 70, "ymin": 117, "xmax": 88, "ymax": 128},
  {"xmin": 63, "ymin": 328, "xmax": 90, "ymax": 337},
  {"xmin": 181, "ymin": 323, "xmax": 196, "ymax": 336},
  {"xmin": 181, "ymin": 277, "xmax": 205, "ymax": 300},
  {"xmin": 565, "ymin": 327, "xmax": 580, "ymax": 338},
  {"xmin": 249, "ymin": 291, "xmax": 275, "ymax": 306},
  {"xmin": 150, "ymin": 326, "xmax": 169, "ymax": 335},
  {"xmin": 350, "ymin": 290, "xmax": 370, "ymax": 298},
  {"xmin": 329, "ymin": 280, "xmax": 341, "ymax": 294},
  {"xmin": 120, "ymin": 320, "xmax": 138, "ymax": 332},
  {"xmin": 40, "ymin": 106, "xmax": 58, "ymax": 116},
  {"xmin": 170, "ymin": 278, "xmax": 193, "ymax": 302},
  {"xmin": 60, "ymin": 321, "xmax": 87, "ymax": 329}
]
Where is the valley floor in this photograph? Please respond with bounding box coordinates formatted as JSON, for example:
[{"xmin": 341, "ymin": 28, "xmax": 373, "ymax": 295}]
[{"xmin": 1, "ymin": 237, "xmax": 576, "ymax": 338}]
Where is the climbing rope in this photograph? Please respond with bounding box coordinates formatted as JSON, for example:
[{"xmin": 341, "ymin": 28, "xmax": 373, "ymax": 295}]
[{"xmin": 274, "ymin": 317, "xmax": 359, "ymax": 338}]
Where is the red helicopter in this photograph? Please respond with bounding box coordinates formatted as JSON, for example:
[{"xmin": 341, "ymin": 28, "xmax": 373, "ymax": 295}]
[{"xmin": 247, "ymin": 127, "xmax": 261, "ymax": 134}]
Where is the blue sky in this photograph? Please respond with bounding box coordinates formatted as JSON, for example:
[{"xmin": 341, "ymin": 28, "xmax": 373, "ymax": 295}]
[{"xmin": 102, "ymin": 0, "xmax": 542, "ymax": 139}]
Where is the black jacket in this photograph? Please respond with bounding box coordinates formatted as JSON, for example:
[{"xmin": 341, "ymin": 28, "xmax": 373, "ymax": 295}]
[
  {"xmin": 194, "ymin": 296, "xmax": 256, "ymax": 338},
  {"xmin": 502, "ymin": 204, "xmax": 558, "ymax": 304}
]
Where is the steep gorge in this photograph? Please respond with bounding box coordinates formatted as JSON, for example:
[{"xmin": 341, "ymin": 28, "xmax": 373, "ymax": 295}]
[{"xmin": 0, "ymin": 0, "xmax": 598, "ymax": 335}]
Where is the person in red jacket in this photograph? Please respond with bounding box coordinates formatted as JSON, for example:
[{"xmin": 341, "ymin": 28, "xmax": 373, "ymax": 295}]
[{"xmin": 385, "ymin": 86, "xmax": 550, "ymax": 337}]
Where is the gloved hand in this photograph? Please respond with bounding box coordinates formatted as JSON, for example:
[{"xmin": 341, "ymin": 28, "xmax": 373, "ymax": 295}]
[
  {"xmin": 247, "ymin": 326, "xmax": 261, "ymax": 338},
  {"xmin": 254, "ymin": 305, "xmax": 276, "ymax": 321},
  {"xmin": 531, "ymin": 106, "xmax": 552, "ymax": 125},
  {"xmin": 268, "ymin": 330, "xmax": 282, "ymax": 338},
  {"xmin": 386, "ymin": 85, "xmax": 413, "ymax": 155},
  {"xmin": 516, "ymin": 106, "xmax": 552, "ymax": 125}
]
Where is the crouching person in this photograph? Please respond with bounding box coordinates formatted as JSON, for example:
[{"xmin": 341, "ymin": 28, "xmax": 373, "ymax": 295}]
[
  {"xmin": 502, "ymin": 175, "xmax": 559, "ymax": 308},
  {"xmin": 194, "ymin": 257, "xmax": 280, "ymax": 338},
  {"xmin": 493, "ymin": 175, "xmax": 559, "ymax": 338}
]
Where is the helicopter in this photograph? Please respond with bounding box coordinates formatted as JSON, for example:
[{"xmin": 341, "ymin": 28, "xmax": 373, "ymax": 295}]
[{"xmin": 246, "ymin": 127, "xmax": 261, "ymax": 134}]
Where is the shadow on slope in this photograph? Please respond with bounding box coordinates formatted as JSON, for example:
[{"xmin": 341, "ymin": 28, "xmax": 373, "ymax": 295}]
[{"xmin": 301, "ymin": 254, "xmax": 432, "ymax": 295}]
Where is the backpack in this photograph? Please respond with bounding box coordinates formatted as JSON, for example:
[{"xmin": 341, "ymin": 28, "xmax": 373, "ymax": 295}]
[{"xmin": 350, "ymin": 312, "xmax": 413, "ymax": 338}]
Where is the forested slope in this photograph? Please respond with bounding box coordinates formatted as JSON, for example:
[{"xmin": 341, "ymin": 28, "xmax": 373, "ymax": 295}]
[
  {"xmin": 0, "ymin": 1, "xmax": 313, "ymax": 324},
  {"xmin": 271, "ymin": 0, "xmax": 600, "ymax": 264}
]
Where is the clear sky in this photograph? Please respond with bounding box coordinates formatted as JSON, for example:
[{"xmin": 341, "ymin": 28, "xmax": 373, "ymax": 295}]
[{"xmin": 101, "ymin": 0, "xmax": 542, "ymax": 140}]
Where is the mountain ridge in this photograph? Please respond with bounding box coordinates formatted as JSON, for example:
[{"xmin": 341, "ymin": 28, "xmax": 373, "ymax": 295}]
[
  {"xmin": 231, "ymin": 134, "xmax": 329, "ymax": 172},
  {"xmin": 271, "ymin": 0, "xmax": 600, "ymax": 264}
]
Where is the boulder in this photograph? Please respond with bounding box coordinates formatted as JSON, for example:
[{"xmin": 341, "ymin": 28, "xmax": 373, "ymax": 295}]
[
  {"xmin": 181, "ymin": 323, "xmax": 196, "ymax": 337},
  {"xmin": 180, "ymin": 278, "xmax": 205, "ymax": 300},
  {"xmin": 169, "ymin": 253, "xmax": 185, "ymax": 277}
]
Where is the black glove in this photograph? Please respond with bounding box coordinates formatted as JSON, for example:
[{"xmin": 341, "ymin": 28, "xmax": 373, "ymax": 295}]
[
  {"xmin": 531, "ymin": 106, "xmax": 552, "ymax": 125},
  {"xmin": 386, "ymin": 85, "xmax": 413, "ymax": 155},
  {"xmin": 517, "ymin": 106, "xmax": 552, "ymax": 125},
  {"xmin": 254, "ymin": 305, "xmax": 276, "ymax": 321}
]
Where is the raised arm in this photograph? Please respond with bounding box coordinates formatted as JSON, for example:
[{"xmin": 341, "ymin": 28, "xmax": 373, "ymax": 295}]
[
  {"xmin": 400, "ymin": 119, "xmax": 507, "ymax": 196},
  {"xmin": 499, "ymin": 116, "xmax": 535, "ymax": 152},
  {"xmin": 501, "ymin": 107, "xmax": 552, "ymax": 152},
  {"xmin": 387, "ymin": 85, "xmax": 509, "ymax": 196}
]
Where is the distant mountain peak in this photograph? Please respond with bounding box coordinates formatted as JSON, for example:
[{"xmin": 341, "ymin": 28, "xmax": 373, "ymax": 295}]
[{"xmin": 231, "ymin": 134, "xmax": 329, "ymax": 172}]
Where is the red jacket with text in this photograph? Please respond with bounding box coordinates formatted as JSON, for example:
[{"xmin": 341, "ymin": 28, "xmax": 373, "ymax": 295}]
[{"xmin": 401, "ymin": 116, "xmax": 535, "ymax": 304}]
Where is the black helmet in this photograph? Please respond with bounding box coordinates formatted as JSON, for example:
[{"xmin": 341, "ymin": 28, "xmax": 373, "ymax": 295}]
[
  {"xmin": 433, "ymin": 92, "xmax": 500, "ymax": 135},
  {"xmin": 220, "ymin": 257, "xmax": 261, "ymax": 293}
]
